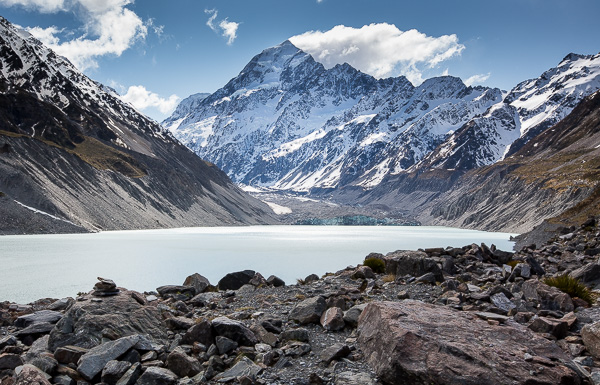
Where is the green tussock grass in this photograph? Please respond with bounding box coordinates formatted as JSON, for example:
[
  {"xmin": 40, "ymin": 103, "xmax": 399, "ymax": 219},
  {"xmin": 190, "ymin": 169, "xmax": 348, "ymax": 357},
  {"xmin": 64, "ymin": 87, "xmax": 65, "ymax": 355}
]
[
  {"xmin": 363, "ymin": 257, "xmax": 385, "ymax": 274},
  {"xmin": 544, "ymin": 275, "xmax": 593, "ymax": 305}
]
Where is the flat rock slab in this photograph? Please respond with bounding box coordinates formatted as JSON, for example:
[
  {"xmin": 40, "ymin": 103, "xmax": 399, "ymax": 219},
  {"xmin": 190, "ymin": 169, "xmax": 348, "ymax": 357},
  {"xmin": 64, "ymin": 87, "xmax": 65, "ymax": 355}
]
[
  {"xmin": 357, "ymin": 300, "xmax": 586, "ymax": 385},
  {"xmin": 77, "ymin": 334, "xmax": 140, "ymax": 381},
  {"xmin": 15, "ymin": 310, "xmax": 63, "ymax": 328}
]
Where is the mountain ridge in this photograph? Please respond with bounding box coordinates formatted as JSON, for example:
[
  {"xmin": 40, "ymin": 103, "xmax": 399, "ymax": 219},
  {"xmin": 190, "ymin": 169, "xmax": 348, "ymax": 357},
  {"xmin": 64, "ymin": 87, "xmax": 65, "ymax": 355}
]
[{"xmin": 0, "ymin": 16, "xmax": 277, "ymax": 234}]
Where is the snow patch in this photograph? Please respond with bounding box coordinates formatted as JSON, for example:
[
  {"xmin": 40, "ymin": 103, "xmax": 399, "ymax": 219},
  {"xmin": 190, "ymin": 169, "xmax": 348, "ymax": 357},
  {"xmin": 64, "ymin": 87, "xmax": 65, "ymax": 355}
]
[{"xmin": 265, "ymin": 201, "xmax": 292, "ymax": 215}]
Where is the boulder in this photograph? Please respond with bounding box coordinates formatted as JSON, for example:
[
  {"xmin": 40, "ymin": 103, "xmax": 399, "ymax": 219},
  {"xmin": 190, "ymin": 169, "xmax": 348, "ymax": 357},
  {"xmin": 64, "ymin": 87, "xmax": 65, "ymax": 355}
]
[
  {"xmin": 343, "ymin": 304, "xmax": 368, "ymax": 328},
  {"xmin": 165, "ymin": 316, "xmax": 195, "ymax": 331},
  {"xmin": 135, "ymin": 366, "xmax": 178, "ymax": 385},
  {"xmin": 211, "ymin": 316, "xmax": 258, "ymax": 346},
  {"xmin": 101, "ymin": 360, "xmax": 131, "ymax": 385},
  {"xmin": 181, "ymin": 320, "xmax": 214, "ymax": 346},
  {"xmin": 522, "ymin": 279, "xmax": 574, "ymax": 312},
  {"xmin": 214, "ymin": 356, "xmax": 261, "ymax": 381},
  {"xmin": 384, "ymin": 250, "xmax": 443, "ymax": 282},
  {"xmin": 335, "ymin": 371, "xmax": 376, "ymax": 385},
  {"xmin": 570, "ymin": 263, "xmax": 600, "ymax": 285},
  {"xmin": 0, "ymin": 353, "xmax": 23, "ymax": 370},
  {"xmin": 115, "ymin": 362, "xmax": 142, "ymax": 385},
  {"xmin": 320, "ymin": 307, "xmax": 345, "ymax": 331},
  {"xmin": 352, "ymin": 266, "xmax": 375, "ymax": 280},
  {"xmin": 183, "ymin": 273, "xmax": 211, "ymax": 294},
  {"xmin": 76, "ymin": 334, "xmax": 140, "ymax": 381},
  {"xmin": 528, "ymin": 316, "xmax": 569, "ymax": 339},
  {"xmin": 48, "ymin": 290, "xmax": 167, "ymax": 352},
  {"xmin": 155, "ymin": 285, "xmax": 196, "ymax": 300},
  {"xmin": 280, "ymin": 328, "xmax": 310, "ymax": 343},
  {"xmin": 320, "ymin": 343, "xmax": 350, "ymax": 364},
  {"xmin": 48, "ymin": 298, "xmax": 74, "ymax": 311},
  {"xmin": 266, "ymin": 275, "xmax": 285, "ymax": 287},
  {"xmin": 165, "ymin": 347, "xmax": 201, "ymax": 377},
  {"xmin": 215, "ymin": 336, "xmax": 238, "ymax": 355},
  {"xmin": 582, "ymin": 321, "xmax": 600, "ymax": 359},
  {"xmin": 358, "ymin": 301, "xmax": 585, "ymax": 385},
  {"xmin": 490, "ymin": 293, "xmax": 516, "ymax": 313},
  {"xmin": 14, "ymin": 364, "xmax": 52, "ymax": 385},
  {"xmin": 289, "ymin": 296, "xmax": 326, "ymax": 324},
  {"xmin": 304, "ymin": 274, "xmax": 319, "ymax": 284},
  {"xmin": 15, "ymin": 310, "xmax": 63, "ymax": 328},
  {"xmin": 217, "ymin": 270, "xmax": 255, "ymax": 290}
]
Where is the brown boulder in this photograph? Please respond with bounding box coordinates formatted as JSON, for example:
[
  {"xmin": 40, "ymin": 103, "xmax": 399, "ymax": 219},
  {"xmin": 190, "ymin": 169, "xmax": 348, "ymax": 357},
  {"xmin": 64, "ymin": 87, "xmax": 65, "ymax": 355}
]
[{"xmin": 357, "ymin": 301, "xmax": 587, "ymax": 385}]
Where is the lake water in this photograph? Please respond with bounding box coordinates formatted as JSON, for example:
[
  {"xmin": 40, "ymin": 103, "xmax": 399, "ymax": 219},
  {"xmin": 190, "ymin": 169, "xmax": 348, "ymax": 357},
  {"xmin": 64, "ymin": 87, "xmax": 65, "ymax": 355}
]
[{"xmin": 0, "ymin": 226, "xmax": 516, "ymax": 304}]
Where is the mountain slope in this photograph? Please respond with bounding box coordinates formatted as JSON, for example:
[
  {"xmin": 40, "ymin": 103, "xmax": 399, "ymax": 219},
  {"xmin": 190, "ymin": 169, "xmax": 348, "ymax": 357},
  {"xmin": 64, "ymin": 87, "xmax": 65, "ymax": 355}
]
[
  {"xmin": 356, "ymin": 90, "xmax": 600, "ymax": 234},
  {"xmin": 0, "ymin": 17, "xmax": 276, "ymax": 234},
  {"xmin": 417, "ymin": 53, "xmax": 600, "ymax": 171},
  {"xmin": 164, "ymin": 40, "xmax": 503, "ymax": 192}
]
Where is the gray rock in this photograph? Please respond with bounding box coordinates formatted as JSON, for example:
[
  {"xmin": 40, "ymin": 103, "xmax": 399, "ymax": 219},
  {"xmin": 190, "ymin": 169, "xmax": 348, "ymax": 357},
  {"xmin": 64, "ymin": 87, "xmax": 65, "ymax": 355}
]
[
  {"xmin": 282, "ymin": 341, "xmax": 311, "ymax": 357},
  {"xmin": 15, "ymin": 310, "xmax": 63, "ymax": 328},
  {"xmin": 93, "ymin": 277, "xmax": 120, "ymax": 296},
  {"xmin": 490, "ymin": 292, "xmax": 516, "ymax": 313},
  {"xmin": 14, "ymin": 364, "xmax": 52, "ymax": 385},
  {"xmin": 289, "ymin": 296, "xmax": 326, "ymax": 324},
  {"xmin": 266, "ymin": 275, "xmax": 285, "ymax": 287},
  {"xmin": 165, "ymin": 347, "xmax": 201, "ymax": 378},
  {"xmin": 217, "ymin": 270, "xmax": 255, "ymax": 290},
  {"xmin": 214, "ymin": 356, "xmax": 261, "ymax": 381},
  {"xmin": 571, "ymin": 263, "xmax": 600, "ymax": 284},
  {"xmin": 101, "ymin": 360, "xmax": 132, "ymax": 385},
  {"xmin": 48, "ymin": 298, "xmax": 75, "ymax": 311},
  {"xmin": 521, "ymin": 279, "xmax": 574, "ymax": 312},
  {"xmin": 0, "ymin": 335, "xmax": 17, "ymax": 350},
  {"xmin": 518, "ymin": 263, "xmax": 531, "ymax": 279},
  {"xmin": 335, "ymin": 371, "xmax": 376, "ymax": 385},
  {"xmin": 165, "ymin": 316, "xmax": 195, "ymax": 331},
  {"xmin": 582, "ymin": 321, "xmax": 600, "ymax": 359},
  {"xmin": 135, "ymin": 366, "xmax": 178, "ymax": 385},
  {"xmin": 280, "ymin": 328, "xmax": 309, "ymax": 343},
  {"xmin": 358, "ymin": 301, "xmax": 584, "ymax": 385},
  {"xmin": 181, "ymin": 320, "xmax": 214, "ymax": 346},
  {"xmin": 53, "ymin": 374, "xmax": 75, "ymax": 385},
  {"xmin": 155, "ymin": 285, "xmax": 196, "ymax": 300},
  {"xmin": 215, "ymin": 336, "xmax": 238, "ymax": 355},
  {"xmin": 0, "ymin": 352, "xmax": 23, "ymax": 370},
  {"xmin": 320, "ymin": 343, "xmax": 350, "ymax": 364},
  {"xmin": 48, "ymin": 290, "xmax": 167, "ymax": 352},
  {"xmin": 116, "ymin": 362, "xmax": 142, "ymax": 385},
  {"xmin": 304, "ymin": 274, "xmax": 319, "ymax": 284},
  {"xmin": 528, "ymin": 316, "xmax": 569, "ymax": 339},
  {"xmin": 249, "ymin": 323, "xmax": 278, "ymax": 347},
  {"xmin": 352, "ymin": 266, "xmax": 375, "ymax": 280},
  {"xmin": 414, "ymin": 272, "xmax": 437, "ymax": 284},
  {"xmin": 15, "ymin": 321, "xmax": 55, "ymax": 341},
  {"xmin": 54, "ymin": 345, "xmax": 89, "ymax": 364},
  {"xmin": 385, "ymin": 250, "xmax": 444, "ymax": 282},
  {"xmin": 183, "ymin": 273, "xmax": 211, "ymax": 294},
  {"xmin": 343, "ymin": 304, "xmax": 367, "ymax": 328},
  {"xmin": 76, "ymin": 334, "xmax": 141, "ymax": 381},
  {"xmin": 211, "ymin": 316, "xmax": 258, "ymax": 346},
  {"xmin": 320, "ymin": 307, "xmax": 345, "ymax": 331}
]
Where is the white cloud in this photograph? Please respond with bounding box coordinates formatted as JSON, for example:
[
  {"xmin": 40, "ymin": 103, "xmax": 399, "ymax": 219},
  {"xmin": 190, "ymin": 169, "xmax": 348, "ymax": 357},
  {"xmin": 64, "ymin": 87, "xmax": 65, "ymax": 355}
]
[
  {"xmin": 120, "ymin": 85, "xmax": 180, "ymax": 114},
  {"xmin": 3, "ymin": 0, "xmax": 148, "ymax": 71},
  {"xmin": 290, "ymin": 23, "xmax": 465, "ymax": 85},
  {"xmin": 219, "ymin": 19, "xmax": 239, "ymax": 46},
  {"xmin": 0, "ymin": 0, "xmax": 65, "ymax": 12},
  {"xmin": 464, "ymin": 73, "xmax": 491, "ymax": 86},
  {"xmin": 204, "ymin": 8, "xmax": 240, "ymax": 45}
]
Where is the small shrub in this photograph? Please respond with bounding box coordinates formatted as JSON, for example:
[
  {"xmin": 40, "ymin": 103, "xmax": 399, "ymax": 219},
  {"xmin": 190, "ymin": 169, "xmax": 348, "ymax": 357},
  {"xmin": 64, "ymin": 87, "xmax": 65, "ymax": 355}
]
[
  {"xmin": 296, "ymin": 278, "xmax": 306, "ymax": 285},
  {"xmin": 364, "ymin": 257, "xmax": 385, "ymax": 274},
  {"xmin": 382, "ymin": 274, "xmax": 396, "ymax": 283},
  {"xmin": 506, "ymin": 260, "xmax": 521, "ymax": 269},
  {"xmin": 0, "ymin": 191, "xmax": 5, "ymax": 197},
  {"xmin": 544, "ymin": 275, "xmax": 593, "ymax": 305},
  {"xmin": 295, "ymin": 294, "xmax": 306, "ymax": 301}
]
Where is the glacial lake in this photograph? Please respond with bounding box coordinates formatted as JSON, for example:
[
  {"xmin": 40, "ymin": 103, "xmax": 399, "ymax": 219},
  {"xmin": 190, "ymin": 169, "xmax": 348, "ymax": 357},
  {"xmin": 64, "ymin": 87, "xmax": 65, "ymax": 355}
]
[{"xmin": 0, "ymin": 226, "xmax": 516, "ymax": 304}]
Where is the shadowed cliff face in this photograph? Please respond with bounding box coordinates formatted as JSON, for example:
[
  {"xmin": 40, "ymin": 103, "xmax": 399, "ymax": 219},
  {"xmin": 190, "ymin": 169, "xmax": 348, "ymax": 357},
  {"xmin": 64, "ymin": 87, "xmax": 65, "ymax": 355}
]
[{"xmin": 0, "ymin": 17, "xmax": 277, "ymax": 233}]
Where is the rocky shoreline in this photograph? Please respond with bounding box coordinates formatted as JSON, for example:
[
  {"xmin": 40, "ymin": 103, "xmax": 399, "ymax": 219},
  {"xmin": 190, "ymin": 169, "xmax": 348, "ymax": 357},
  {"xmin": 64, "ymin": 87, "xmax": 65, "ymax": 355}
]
[{"xmin": 2, "ymin": 218, "xmax": 600, "ymax": 384}]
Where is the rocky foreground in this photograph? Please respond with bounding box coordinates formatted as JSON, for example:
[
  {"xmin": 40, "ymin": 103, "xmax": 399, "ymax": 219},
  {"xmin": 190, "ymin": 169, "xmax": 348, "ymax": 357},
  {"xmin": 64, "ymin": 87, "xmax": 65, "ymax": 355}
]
[{"xmin": 3, "ymin": 219, "xmax": 600, "ymax": 384}]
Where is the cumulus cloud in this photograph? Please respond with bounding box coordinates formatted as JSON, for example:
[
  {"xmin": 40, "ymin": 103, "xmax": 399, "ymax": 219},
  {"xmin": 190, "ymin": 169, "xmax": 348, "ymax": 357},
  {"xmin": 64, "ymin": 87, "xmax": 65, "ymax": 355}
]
[
  {"xmin": 464, "ymin": 73, "xmax": 491, "ymax": 86},
  {"xmin": 205, "ymin": 9, "xmax": 240, "ymax": 45},
  {"xmin": 290, "ymin": 23, "xmax": 465, "ymax": 85},
  {"xmin": 2, "ymin": 0, "xmax": 150, "ymax": 71},
  {"xmin": 120, "ymin": 85, "xmax": 180, "ymax": 114}
]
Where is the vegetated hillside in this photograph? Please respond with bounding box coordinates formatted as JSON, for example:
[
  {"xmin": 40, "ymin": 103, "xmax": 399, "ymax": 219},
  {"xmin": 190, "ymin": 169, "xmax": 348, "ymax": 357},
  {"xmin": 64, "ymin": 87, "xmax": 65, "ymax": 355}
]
[
  {"xmin": 358, "ymin": 90, "xmax": 600, "ymax": 235},
  {"xmin": 0, "ymin": 17, "xmax": 276, "ymax": 234}
]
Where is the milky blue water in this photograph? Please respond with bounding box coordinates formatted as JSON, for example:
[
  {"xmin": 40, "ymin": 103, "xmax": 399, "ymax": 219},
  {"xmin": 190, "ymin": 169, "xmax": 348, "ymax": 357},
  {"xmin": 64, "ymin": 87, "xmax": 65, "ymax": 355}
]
[{"xmin": 0, "ymin": 226, "xmax": 516, "ymax": 303}]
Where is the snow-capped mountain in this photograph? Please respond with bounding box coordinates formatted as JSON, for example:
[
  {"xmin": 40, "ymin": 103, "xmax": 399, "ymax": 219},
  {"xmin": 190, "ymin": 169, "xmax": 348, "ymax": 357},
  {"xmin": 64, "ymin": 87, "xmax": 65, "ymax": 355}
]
[
  {"xmin": 0, "ymin": 16, "xmax": 275, "ymax": 233},
  {"xmin": 164, "ymin": 40, "xmax": 503, "ymax": 192},
  {"xmin": 417, "ymin": 53, "xmax": 600, "ymax": 171}
]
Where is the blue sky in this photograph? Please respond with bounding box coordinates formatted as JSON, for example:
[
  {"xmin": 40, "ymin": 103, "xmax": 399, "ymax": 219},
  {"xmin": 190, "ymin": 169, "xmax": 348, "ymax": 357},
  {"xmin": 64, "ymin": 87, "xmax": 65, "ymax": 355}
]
[{"xmin": 0, "ymin": 0, "xmax": 599, "ymax": 121}]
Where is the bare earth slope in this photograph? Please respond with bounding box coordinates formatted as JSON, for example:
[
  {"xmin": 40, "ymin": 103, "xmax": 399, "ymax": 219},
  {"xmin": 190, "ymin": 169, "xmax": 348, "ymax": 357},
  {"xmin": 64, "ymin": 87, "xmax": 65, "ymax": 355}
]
[{"xmin": 0, "ymin": 17, "xmax": 276, "ymax": 234}]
